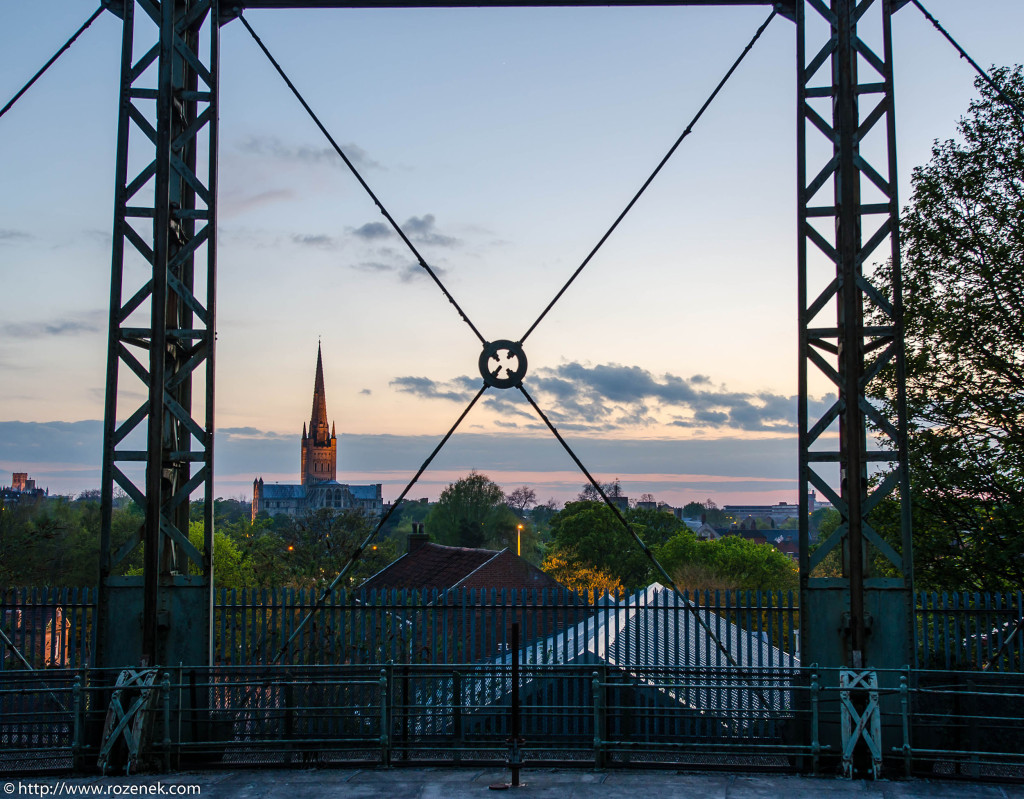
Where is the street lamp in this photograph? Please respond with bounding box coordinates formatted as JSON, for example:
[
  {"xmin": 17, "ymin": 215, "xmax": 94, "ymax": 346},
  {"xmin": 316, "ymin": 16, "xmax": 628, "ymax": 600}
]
[{"xmin": 517, "ymin": 524, "xmax": 523, "ymax": 557}]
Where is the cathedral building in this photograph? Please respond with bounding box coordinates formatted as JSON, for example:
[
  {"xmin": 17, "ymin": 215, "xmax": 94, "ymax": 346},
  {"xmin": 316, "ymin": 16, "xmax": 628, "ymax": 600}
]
[{"xmin": 252, "ymin": 344, "xmax": 384, "ymax": 521}]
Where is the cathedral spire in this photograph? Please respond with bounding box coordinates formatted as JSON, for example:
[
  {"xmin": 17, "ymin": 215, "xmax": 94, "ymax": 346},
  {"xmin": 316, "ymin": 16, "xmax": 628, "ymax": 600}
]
[
  {"xmin": 301, "ymin": 342, "xmax": 338, "ymax": 485},
  {"xmin": 309, "ymin": 342, "xmax": 330, "ymax": 445}
]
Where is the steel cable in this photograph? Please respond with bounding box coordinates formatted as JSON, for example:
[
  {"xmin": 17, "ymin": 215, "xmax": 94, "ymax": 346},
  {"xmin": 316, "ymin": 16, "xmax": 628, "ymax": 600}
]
[
  {"xmin": 0, "ymin": 6, "xmax": 105, "ymax": 121},
  {"xmin": 909, "ymin": 0, "xmax": 1024, "ymax": 125},
  {"xmin": 270, "ymin": 383, "xmax": 489, "ymax": 664},
  {"xmin": 518, "ymin": 383, "xmax": 787, "ymax": 712},
  {"xmin": 519, "ymin": 7, "xmax": 778, "ymax": 345},
  {"xmin": 238, "ymin": 12, "xmax": 487, "ymax": 344}
]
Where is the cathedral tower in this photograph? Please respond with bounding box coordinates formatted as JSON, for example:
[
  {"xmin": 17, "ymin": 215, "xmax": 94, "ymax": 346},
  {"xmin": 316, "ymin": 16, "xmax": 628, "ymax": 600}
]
[{"xmin": 300, "ymin": 343, "xmax": 337, "ymax": 485}]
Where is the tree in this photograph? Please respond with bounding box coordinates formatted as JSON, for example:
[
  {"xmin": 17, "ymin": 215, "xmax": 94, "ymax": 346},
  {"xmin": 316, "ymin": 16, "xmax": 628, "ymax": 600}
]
[
  {"xmin": 505, "ymin": 485, "xmax": 537, "ymax": 516},
  {"xmin": 546, "ymin": 501, "xmax": 654, "ymax": 590},
  {"xmin": 529, "ymin": 498, "xmax": 559, "ymax": 540},
  {"xmin": 186, "ymin": 522, "xmax": 253, "ymax": 589},
  {"xmin": 872, "ymin": 66, "xmax": 1024, "ymax": 591},
  {"xmin": 540, "ymin": 552, "xmax": 623, "ymax": 596},
  {"xmin": 576, "ymin": 478, "xmax": 622, "ymax": 502},
  {"xmin": 426, "ymin": 471, "xmax": 519, "ymax": 549},
  {"xmin": 657, "ymin": 531, "xmax": 798, "ymax": 594},
  {"xmin": 681, "ymin": 498, "xmax": 729, "ymax": 525},
  {"xmin": 625, "ymin": 506, "xmax": 685, "ymax": 548}
]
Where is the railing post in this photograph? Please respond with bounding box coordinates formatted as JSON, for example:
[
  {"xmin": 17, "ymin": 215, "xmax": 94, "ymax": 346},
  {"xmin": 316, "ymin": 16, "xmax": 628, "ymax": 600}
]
[
  {"xmin": 161, "ymin": 672, "xmax": 171, "ymax": 773},
  {"xmin": 379, "ymin": 668, "xmax": 390, "ymax": 767},
  {"xmin": 898, "ymin": 669, "xmax": 911, "ymax": 777},
  {"xmin": 966, "ymin": 677, "xmax": 980, "ymax": 779},
  {"xmin": 72, "ymin": 675, "xmax": 83, "ymax": 769},
  {"xmin": 592, "ymin": 670, "xmax": 605, "ymax": 770},
  {"xmin": 810, "ymin": 668, "xmax": 821, "ymax": 775},
  {"xmin": 452, "ymin": 670, "xmax": 463, "ymax": 765},
  {"xmin": 284, "ymin": 679, "xmax": 294, "ymax": 766}
]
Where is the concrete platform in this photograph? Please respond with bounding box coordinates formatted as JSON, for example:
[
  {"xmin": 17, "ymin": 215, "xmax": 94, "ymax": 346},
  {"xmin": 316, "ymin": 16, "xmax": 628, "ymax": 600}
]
[{"xmin": 9, "ymin": 769, "xmax": 1024, "ymax": 799}]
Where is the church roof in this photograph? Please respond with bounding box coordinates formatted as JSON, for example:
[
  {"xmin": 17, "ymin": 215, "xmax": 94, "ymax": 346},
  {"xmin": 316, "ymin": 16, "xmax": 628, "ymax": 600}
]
[
  {"xmin": 261, "ymin": 484, "xmax": 306, "ymax": 499},
  {"xmin": 348, "ymin": 484, "xmax": 380, "ymax": 500}
]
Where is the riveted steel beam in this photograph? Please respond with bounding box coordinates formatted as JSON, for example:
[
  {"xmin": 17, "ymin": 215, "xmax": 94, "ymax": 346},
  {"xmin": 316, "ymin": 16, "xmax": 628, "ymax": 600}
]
[
  {"xmin": 797, "ymin": 0, "xmax": 913, "ymax": 673},
  {"xmin": 98, "ymin": 0, "xmax": 218, "ymax": 670}
]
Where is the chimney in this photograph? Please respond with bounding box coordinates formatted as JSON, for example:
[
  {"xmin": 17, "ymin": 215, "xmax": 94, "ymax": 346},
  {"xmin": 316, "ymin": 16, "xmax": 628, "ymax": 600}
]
[{"xmin": 407, "ymin": 522, "xmax": 429, "ymax": 553}]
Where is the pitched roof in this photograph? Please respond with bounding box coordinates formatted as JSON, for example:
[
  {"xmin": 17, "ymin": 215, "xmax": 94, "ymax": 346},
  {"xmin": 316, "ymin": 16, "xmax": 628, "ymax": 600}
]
[
  {"xmin": 348, "ymin": 484, "xmax": 380, "ymax": 500},
  {"xmin": 261, "ymin": 484, "xmax": 306, "ymax": 499},
  {"xmin": 359, "ymin": 542, "xmax": 500, "ymax": 593}
]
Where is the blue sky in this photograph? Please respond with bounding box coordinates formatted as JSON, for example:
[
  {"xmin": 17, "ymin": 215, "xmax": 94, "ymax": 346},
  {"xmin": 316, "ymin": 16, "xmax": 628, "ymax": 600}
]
[{"xmin": 1, "ymin": 1, "xmax": 1021, "ymax": 504}]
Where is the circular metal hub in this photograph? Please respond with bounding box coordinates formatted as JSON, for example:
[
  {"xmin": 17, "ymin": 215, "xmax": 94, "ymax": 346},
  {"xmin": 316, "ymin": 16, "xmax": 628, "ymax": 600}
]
[{"xmin": 479, "ymin": 340, "xmax": 528, "ymax": 389}]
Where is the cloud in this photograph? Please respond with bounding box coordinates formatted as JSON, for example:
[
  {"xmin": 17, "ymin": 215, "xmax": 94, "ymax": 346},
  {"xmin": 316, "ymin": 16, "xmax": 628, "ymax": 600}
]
[
  {"xmin": 290, "ymin": 233, "xmax": 338, "ymax": 250},
  {"xmin": 222, "ymin": 188, "xmax": 295, "ymax": 217},
  {"xmin": 237, "ymin": 135, "xmax": 381, "ymax": 170},
  {"xmin": 402, "ymin": 214, "xmax": 459, "ymax": 247},
  {"xmin": 388, "ymin": 360, "xmax": 837, "ymax": 435},
  {"xmin": 352, "ymin": 222, "xmax": 392, "ymax": 240},
  {"xmin": 352, "ymin": 259, "xmax": 446, "ymax": 284},
  {"xmin": 350, "ymin": 214, "xmax": 459, "ymax": 248},
  {"xmin": 360, "ymin": 389, "xmax": 372, "ymax": 395},
  {"xmin": 0, "ymin": 229, "xmax": 31, "ymax": 243},
  {"xmin": 220, "ymin": 427, "xmax": 292, "ymax": 441},
  {"xmin": 2, "ymin": 312, "xmax": 105, "ymax": 339},
  {"xmin": 389, "ymin": 376, "xmax": 468, "ymax": 402}
]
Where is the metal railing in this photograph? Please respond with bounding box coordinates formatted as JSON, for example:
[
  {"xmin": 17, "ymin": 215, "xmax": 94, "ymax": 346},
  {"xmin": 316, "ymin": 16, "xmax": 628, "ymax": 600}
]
[
  {"xmin": 4, "ymin": 664, "xmax": 1024, "ymax": 781},
  {"xmin": 3, "ymin": 589, "xmax": 1024, "ymax": 672}
]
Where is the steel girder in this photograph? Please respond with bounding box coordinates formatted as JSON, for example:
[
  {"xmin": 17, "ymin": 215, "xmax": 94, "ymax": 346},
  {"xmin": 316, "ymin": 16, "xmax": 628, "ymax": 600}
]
[
  {"xmin": 796, "ymin": 0, "xmax": 913, "ymax": 671},
  {"xmin": 98, "ymin": 0, "xmax": 218, "ymax": 669}
]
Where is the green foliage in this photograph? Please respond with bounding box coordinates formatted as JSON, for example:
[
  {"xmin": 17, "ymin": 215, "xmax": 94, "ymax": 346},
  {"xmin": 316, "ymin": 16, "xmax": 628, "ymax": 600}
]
[
  {"xmin": 657, "ymin": 531, "xmax": 798, "ymax": 593},
  {"xmin": 425, "ymin": 472, "xmax": 522, "ymax": 551},
  {"xmin": 681, "ymin": 498, "xmax": 730, "ymax": 526},
  {"xmin": 623, "ymin": 506, "xmax": 685, "ymax": 548},
  {"xmin": 0, "ymin": 497, "xmax": 144, "ymax": 587},
  {"xmin": 871, "ymin": 66, "xmax": 1024, "ymax": 591},
  {"xmin": 234, "ymin": 508, "xmax": 398, "ymax": 591},
  {"xmin": 379, "ymin": 498, "xmax": 431, "ymax": 538},
  {"xmin": 528, "ymin": 499, "xmax": 559, "ymax": 540},
  {"xmin": 545, "ymin": 501, "xmax": 672, "ymax": 590}
]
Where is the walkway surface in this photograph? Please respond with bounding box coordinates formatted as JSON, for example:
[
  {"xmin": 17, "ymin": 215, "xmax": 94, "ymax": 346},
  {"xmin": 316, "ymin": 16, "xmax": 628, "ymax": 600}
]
[{"xmin": 9, "ymin": 769, "xmax": 1024, "ymax": 799}]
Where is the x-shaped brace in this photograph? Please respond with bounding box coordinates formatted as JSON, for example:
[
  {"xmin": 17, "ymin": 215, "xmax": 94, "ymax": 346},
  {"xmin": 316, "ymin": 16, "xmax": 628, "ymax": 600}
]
[
  {"xmin": 839, "ymin": 669, "xmax": 883, "ymax": 779},
  {"xmin": 97, "ymin": 667, "xmax": 160, "ymax": 774}
]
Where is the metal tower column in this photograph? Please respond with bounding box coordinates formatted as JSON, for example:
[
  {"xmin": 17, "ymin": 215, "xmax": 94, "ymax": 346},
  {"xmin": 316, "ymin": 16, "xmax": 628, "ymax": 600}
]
[
  {"xmin": 797, "ymin": 0, "xmax": 914, "ymax": 671},
  {"xmin": 98, "ymin": 0, "xmax": 219, "ymax": 670}
]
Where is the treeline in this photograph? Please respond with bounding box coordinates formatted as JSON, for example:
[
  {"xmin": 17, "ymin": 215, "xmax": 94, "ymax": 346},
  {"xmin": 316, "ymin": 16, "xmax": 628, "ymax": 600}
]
[{"xmin": 0, "ymin": 495, "xmax": 400, "ymax": 590}]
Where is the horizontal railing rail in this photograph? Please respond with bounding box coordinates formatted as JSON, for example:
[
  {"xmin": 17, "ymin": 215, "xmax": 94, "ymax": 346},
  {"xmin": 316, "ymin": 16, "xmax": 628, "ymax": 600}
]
[
  {"xmin": 3, "ymin": 665, "xmax": 1024, "ymax": 781},
  {"xmin": 4, "ymin": 588, "xmax": 1024, "ymax": 672}
]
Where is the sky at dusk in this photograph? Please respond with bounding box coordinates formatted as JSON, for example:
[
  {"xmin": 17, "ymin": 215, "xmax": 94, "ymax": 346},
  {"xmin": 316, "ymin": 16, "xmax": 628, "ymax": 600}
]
[{"xmin": 1, "ymin": 1, "xmax": 1021, "ymax": 506}]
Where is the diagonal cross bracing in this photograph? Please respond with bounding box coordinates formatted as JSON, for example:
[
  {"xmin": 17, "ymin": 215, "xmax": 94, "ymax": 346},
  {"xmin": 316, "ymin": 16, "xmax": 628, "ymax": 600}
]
[{"xmin": 98, "ymin": 0, "xmax": 219, "ymax": 670}]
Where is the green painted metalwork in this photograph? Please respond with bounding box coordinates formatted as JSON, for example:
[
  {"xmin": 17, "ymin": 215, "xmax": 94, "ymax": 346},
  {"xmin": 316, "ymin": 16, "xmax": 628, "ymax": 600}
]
[
  {"xmin": 98, "ymin": 0, "xmax": 218, "ymax": 671},
  {"xmin": 4, "ymin": 664, "xmax": 1024, "ymax": 779},
  {"xmin": 5, "ymin": 588, "xmax": 1024, "ymax": 673}
]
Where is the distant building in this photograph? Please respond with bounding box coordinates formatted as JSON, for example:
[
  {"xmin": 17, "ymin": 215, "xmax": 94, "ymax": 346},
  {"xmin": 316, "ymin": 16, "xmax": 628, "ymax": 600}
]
[
  {"xmin": 723, "ymin": 491, "xmax": 832, "ymax": 525},
  {"xmin": 252, "ymin": 344, "xmax": 383, "ymax": 521},
  {"xmin": 0, "ymin": 472, "xmax": 48, "ymax": 508}
]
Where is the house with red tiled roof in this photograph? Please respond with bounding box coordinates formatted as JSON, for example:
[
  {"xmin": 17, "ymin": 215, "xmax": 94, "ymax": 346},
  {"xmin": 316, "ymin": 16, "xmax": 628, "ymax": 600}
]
[
  {"xmin": 360, "ymin": 528, "xmax": 565, "ymax": 596},
  {"xmin": 357, "ymin": 526, "xmax": 572, "ymax": 662}
]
